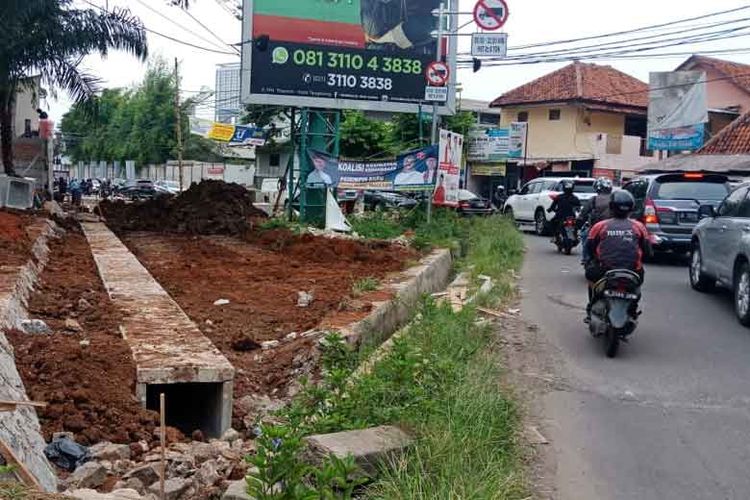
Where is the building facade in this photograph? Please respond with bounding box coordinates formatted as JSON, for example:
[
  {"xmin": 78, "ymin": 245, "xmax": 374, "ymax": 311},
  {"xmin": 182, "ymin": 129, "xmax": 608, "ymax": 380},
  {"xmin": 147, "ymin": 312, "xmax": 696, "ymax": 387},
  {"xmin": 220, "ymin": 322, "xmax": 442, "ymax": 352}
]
[
  {"xmin": 215, "ymin": 62, "xmax": 242, "ymax": 124},
  {"xmin": 490, "ymin": 62, "xmax": 659, "ymax": 186}
]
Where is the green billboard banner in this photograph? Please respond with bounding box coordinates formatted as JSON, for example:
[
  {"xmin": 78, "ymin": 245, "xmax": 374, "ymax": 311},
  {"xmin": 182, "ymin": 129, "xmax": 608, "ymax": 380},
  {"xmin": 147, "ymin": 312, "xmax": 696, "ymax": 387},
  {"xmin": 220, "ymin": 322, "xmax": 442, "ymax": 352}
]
[{"xmin": 241, "ymin": 0, "xmax": 458, "ymax": 114}]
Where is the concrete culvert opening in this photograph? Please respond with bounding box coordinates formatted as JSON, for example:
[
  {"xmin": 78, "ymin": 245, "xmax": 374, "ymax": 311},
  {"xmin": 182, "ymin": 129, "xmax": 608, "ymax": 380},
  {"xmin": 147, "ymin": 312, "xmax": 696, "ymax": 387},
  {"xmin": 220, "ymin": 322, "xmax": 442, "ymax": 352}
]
[{"xmin": 146, "ymin": 383, "xmax": 224, "ymax": 438}]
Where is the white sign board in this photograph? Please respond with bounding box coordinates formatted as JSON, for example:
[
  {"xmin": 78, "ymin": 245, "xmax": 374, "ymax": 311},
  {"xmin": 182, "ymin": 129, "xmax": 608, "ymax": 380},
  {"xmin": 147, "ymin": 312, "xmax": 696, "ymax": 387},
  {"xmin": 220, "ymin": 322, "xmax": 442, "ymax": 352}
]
[
  {"xmin": 436, "ymin": 129, "xmax": 463, "ymax": 207},
  {"xmin": 425, "ymin": 86, "xmax": 449, "ymax": 102},
  {"xmin": 467, "ymin": 123, "xmax": 527, "ymax": 162},
  {"xmin": 471, "ymin": 33, "xmax": 508, "ymax": 57}
]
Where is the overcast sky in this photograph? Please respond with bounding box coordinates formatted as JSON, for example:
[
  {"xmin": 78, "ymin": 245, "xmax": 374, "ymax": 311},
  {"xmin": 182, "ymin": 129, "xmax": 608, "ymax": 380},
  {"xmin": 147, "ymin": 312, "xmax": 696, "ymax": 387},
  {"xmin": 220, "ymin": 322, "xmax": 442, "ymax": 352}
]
[{"xmin": 47, "ymin": 0, "xmax": 750, "ymax": 122}]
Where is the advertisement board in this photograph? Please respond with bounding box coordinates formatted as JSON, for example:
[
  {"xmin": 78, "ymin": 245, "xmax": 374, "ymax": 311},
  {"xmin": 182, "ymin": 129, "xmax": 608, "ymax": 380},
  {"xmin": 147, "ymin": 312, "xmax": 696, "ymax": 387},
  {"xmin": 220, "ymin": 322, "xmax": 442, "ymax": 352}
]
[
  {"xmin": 435, "ymin": 129, "xmax": 462, "ymax": 207},
  {"xmin": 241, "ymin": 0, "xmax": 457, "ymax": 114},
  {"xmin": 647, "ymin": 123, "xmax": 705, "ymax": 151},
  {"xmin": 467, "ymin": 123, "xmax": 526, "ymax": 162},
  {"xmin": 648, "ymin": 71, "xmax": 707, "ymax": 150},
  {"xmin": 306, "ymin": 146, "xmax": 438, "ymax": 192}
]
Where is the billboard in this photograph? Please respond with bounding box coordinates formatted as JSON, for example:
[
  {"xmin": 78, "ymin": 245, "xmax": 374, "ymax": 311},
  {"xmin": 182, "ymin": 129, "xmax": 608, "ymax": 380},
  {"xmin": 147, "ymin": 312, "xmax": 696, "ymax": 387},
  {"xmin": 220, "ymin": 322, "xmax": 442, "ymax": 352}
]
[
  {"xmin": 648, "ymin": 71, "xmax": 707, "ymax": 151},
  {"xmin": 435, "ymin": 129, "xmax": 462, "ymax": 207},
  {"xmin": 241, "ymin": 0, "xmax": 457, "ymax": 114},
  {"xmin": 306, "ymin": 145, "xmax": 438, "ymax": 191},
  {"xmin": 467, "ymin": 123, "xmax": 527, "ymax": 162}
]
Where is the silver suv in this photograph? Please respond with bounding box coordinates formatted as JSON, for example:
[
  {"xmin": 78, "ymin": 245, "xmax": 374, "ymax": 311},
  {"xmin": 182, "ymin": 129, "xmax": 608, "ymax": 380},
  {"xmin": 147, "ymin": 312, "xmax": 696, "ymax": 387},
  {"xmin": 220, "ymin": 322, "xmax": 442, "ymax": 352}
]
[{"xmin": 690, "ymin": 182, "xmax": 750, "ymax": 326}]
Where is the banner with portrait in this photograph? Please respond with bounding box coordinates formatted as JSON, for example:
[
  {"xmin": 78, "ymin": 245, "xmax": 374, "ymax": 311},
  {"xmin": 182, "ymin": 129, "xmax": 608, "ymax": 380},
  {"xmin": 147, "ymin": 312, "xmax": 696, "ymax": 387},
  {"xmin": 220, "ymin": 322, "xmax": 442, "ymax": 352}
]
[
  {"xmin": 306, "ymin": 145, "xmax": 438, "ymax": 191},
  {"xmin": 434, "ymin": 129, "xmax": 463, "ymax": 207}
]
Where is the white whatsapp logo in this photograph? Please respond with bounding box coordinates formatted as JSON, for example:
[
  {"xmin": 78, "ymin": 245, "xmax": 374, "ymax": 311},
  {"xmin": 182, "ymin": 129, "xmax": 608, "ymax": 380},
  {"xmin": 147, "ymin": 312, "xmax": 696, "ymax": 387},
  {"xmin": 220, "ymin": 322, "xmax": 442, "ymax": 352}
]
[{"xmin": 272, "ymin": 47, "xmax": 289, "ymax": 65}]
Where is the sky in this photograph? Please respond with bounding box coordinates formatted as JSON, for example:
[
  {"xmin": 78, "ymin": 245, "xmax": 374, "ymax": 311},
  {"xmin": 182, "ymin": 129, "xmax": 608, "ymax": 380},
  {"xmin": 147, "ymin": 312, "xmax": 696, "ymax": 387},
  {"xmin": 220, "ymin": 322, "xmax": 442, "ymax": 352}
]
[{"xmin": 46, "ymin": 0, "xmax": 750, "ymax": 122}]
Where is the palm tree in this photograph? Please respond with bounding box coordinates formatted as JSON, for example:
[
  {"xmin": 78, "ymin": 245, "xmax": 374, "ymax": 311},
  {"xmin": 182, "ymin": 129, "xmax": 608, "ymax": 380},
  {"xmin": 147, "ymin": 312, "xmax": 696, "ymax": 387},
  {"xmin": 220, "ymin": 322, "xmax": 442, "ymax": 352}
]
[{"xmin": 0, "ymin": 0, "xmax": 147, "ymax": 175}]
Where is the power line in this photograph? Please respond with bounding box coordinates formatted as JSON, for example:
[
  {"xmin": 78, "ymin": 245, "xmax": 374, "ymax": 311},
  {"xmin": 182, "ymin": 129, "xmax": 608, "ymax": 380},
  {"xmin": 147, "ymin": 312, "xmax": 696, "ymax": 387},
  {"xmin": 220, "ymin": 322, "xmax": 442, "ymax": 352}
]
[
  {"xmin": 81, "ymin": 0, "xmax": 239, "ymax": 56},
  {"xmin": 182, "ymin": 7, "xmax": 240, "ymax": 55},
  {"xmin": 507, "ymin": 4, "xmax": 750, "ymax": 51},
  {"xmin": 131, "ymin": 0, "xmax": 230, "ymax": 53}
]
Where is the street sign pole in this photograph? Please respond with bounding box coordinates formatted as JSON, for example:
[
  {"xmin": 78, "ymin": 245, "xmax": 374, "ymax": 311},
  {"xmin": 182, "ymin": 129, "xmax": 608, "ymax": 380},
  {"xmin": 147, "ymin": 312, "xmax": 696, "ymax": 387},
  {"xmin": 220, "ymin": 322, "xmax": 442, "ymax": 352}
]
[{"xmin": 428, "ymin": 1, "xmax": 445, "ymax": 224}]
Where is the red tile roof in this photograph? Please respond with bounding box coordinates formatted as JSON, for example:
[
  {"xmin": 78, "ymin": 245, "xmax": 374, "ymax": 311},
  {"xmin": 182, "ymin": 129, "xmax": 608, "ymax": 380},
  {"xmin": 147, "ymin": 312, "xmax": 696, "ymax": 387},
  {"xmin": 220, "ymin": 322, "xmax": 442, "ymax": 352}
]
[
  {"xmin": 697, "ymin": 111, "xmax": 750, "ymax": 155},
  {"xmin": 677, "ymin": 55, "xmax": 750, "ymax": 95},
  {"xmin": 490, "ymin": 62, "xmax": 648, "ymax": 111}
]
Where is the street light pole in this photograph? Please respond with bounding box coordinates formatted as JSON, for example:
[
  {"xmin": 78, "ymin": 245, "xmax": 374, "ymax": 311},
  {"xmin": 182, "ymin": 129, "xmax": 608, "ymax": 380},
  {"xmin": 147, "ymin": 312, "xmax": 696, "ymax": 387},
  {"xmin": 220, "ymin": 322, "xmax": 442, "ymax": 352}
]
[{"xmin": 428, "ymin": 1, "xmax": 445, "ymax": 224}]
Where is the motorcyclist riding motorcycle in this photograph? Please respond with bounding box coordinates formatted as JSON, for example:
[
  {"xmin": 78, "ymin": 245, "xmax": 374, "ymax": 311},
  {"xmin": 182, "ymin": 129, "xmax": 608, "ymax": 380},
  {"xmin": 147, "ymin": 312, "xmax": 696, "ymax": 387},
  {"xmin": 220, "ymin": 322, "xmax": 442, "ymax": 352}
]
[
  {"xmin": 578, "ymin": 177, "xmax": 614, "ymax": 263},
  {"xmin": 547, "ymin": 179, "xmax": 581, "ymax": 240},
  {"xmin": 584, "ymin": 190, "xmax": 653, "ymax": 322}
]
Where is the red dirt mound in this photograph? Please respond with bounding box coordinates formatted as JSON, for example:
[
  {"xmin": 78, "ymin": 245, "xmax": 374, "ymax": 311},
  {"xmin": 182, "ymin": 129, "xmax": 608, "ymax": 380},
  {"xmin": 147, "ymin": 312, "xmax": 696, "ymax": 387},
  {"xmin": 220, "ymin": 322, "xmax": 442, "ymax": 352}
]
[
  {"xmin": 0, "ymin": 209, "xmax": 35, "ymax": 266},
  {"xmin": 99, "ymin": 180, "xmax": 267, "ymax": 235},
  {"xmin": 6, "ymin": 225, "xmax": 166, "ymax": 446}
]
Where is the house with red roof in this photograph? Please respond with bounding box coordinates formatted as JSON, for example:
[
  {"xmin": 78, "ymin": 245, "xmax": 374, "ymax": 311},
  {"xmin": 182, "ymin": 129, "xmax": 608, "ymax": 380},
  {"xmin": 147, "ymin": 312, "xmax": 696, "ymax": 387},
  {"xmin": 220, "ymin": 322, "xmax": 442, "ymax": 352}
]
[{"xmin": 488, "ymin": 61, "xmax": 659, "ymax": 185}]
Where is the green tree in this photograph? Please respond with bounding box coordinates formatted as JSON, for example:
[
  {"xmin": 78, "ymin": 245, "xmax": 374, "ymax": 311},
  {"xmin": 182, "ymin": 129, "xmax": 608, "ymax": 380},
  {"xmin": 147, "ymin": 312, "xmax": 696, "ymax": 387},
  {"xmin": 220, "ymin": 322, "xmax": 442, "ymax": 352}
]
[
  {"xmin": 61, "ymin": 61, "xmax": 220, "ymax": 165},
  {"xmin": 0, "ymin": 0, "xmax": 147, "ymax": 175},
  {"xmin": 339, "ymin": 110, "xmax": 392, "ymax": 158}
]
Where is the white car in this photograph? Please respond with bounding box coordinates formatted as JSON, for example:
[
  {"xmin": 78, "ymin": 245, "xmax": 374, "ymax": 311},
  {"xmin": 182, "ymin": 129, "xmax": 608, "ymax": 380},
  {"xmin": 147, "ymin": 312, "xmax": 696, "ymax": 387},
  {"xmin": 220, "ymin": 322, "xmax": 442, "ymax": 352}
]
[{"xmin": 503, "ymin": 177, "xmax": 598, "ymax": 235}]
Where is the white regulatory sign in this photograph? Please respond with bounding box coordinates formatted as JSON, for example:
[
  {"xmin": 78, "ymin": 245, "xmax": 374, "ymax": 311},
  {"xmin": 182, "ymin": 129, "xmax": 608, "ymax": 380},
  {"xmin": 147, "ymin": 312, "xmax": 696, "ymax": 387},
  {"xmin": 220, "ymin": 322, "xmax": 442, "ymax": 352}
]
[
  {"xmin": 471, "ymin": 32, "xmax": 508, "ymax": 57},
  {"xmin": 473, "ymin": 0, "xmax": 510, "ymax": 31},
  {"xmin": 425, "ymin": 86, "xmax": 448, "ymax": 102}
]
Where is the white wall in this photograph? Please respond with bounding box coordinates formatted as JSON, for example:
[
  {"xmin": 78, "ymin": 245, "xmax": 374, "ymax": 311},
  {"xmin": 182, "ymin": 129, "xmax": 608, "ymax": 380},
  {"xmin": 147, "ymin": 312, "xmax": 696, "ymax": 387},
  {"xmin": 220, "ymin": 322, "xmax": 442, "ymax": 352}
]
[
  {"xmin": 14, "ymin": 79, "xmax": 40, "ymax": 138},
  {"xmin": 590, "ymin": 133, "xmax": 659, "ymax": 171}
]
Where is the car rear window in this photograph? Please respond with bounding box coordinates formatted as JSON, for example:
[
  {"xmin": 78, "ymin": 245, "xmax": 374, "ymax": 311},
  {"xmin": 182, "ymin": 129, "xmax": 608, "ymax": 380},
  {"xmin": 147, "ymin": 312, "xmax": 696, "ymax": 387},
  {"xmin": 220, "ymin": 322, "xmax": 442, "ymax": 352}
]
[
  {"xmin": 654, "ymin": 180, "xmax": 729, "ymax": 201},
  {"xmin": 573, "ymin": 182, "xmax": 595, "ymax": 194}
]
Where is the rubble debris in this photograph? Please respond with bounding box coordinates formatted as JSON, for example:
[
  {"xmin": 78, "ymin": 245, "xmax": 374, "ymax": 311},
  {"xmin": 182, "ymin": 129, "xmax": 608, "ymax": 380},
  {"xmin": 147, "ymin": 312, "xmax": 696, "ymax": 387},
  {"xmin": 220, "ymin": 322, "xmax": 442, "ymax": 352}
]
[
  {"xmin": 213, "ymin": 299, "xmax": 230, "ymax": 306},
  {"xmin": 66, "ymin": 461, "xmax": 107, "ymax": 489},
  {"xmin": 297, "ymin": 291, "xmax": 314, "ymax": 308},
  {"xmin": 20, "ymin": 319, "xmax": 51, "ymax": 335},
  {"xmin": 99, "ymin": 180, "xmax": 267, "ymax": 236}
]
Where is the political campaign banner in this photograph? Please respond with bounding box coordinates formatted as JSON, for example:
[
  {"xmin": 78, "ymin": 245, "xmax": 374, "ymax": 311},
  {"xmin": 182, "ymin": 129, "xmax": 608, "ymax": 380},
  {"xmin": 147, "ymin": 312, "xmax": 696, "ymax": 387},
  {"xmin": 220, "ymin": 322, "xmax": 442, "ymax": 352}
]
[
  {"xmin": 199, "ymin": 121, "xmax": 268, "ymax": 147},
  {"xmin": 306, "ymin": 145, "xmax": 438, "ymax": 191},
  {"xmin": 647, "ymin": 123, "xmax": 705, "ymax": 151},
  {"xmin": 467, "ymin": 122, "xmax": 527, "ymax": 162},
  {"xmin": 435, "ymin": 129, "xmax": 462, "ymax": 207},
  {"xmin": 241, "ymin": 0, "xmax": 458, "ymax": 114}
]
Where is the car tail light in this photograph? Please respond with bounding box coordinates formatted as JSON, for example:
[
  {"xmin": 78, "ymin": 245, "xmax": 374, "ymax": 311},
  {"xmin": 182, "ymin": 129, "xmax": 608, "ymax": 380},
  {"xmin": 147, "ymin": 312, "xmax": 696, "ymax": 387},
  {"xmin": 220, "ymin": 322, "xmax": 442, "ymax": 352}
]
[
  {"xmin": 459, "ymin": 201, "xmax": 470, "ymax": 208},
  {"xmin": 684, "ymin": 173, "xmax": 704, "ymax": 180},
  {"xmin": 643, "ymin": 199, "xmax": 659, "ymax": 224}
]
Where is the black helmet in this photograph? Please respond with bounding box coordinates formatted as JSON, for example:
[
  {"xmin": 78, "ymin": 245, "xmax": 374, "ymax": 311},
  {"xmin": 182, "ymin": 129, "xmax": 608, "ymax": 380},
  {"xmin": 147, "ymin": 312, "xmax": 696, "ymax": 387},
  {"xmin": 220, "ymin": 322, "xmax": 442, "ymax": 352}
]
[
  {"xmin": 561, "ymin": 180, "xmax": 575, "ymax": 194},
  {"xmin": 593, "ymin": 177, "xmax": 613, "ymax": 194},
  {"xmin": 610, "ymin": 190, "xmax": 635, "ymax": 218}
]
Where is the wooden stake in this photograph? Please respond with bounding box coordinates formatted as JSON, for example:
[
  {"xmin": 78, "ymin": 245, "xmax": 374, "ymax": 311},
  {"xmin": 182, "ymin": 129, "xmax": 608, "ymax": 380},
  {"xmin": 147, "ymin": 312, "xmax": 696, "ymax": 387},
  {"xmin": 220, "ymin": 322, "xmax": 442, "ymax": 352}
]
[
  {"xmin": 0, "ymin": 400, "xmax": 47, "ymax": 412},
  {"xmin": 0, "ymin": 437, "xmax": 42, "ymax": 490},
  {"xmin": 160, "ymin": 392, "xmax": 166, "ymax": 500}
]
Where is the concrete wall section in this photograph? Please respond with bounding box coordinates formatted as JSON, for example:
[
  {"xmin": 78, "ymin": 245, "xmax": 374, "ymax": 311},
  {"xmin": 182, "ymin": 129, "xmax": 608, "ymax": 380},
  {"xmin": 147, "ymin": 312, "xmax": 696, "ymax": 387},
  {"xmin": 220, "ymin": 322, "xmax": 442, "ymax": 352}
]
[
  {"xmin": 0, "ymin": 219, "xmax": 59, "ymax": 492},
  {"xmin": 339, "ymin": 249, "xmax": 453, "ymax": 349}
]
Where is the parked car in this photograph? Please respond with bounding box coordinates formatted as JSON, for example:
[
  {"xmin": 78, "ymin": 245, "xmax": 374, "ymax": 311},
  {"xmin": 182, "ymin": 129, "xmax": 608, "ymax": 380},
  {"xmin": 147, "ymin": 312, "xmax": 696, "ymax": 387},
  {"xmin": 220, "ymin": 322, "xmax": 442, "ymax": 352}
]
[
  {"xmin": 117, "ymin": 179, "xmax": 173, "ymax": 200},
  {"xmin": 503, "ymin": 177, "xmax": 597, "ymax": 235},
  {"xmin": 622, "ymin": 173, "xmax": 730, "ymax": 254},
  {"xmin": 364, "ymin": 190, "xmax": 419, "ymax": 211},
  {"xmin": 155, "ymin": 180, "xmax": 182, "ymax": 195},
  {"xmin": 457, "ymin": 189, "xmax": 494, "ymax": 216},
  {"xmin": 690, "ymin": 182, "xmax": 750, "ymax": 325}
]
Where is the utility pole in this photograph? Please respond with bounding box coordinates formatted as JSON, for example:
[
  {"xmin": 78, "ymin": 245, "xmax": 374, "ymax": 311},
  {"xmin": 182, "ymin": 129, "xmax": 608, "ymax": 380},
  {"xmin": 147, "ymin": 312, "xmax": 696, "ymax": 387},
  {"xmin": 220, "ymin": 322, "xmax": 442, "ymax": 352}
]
[
  {"xmin": 174, "ymin": 58, "xmax": 184, "ymax": 191},
  {"xmin": 428, "ymin": 1, "xmax": 445, "ymax": 224}
]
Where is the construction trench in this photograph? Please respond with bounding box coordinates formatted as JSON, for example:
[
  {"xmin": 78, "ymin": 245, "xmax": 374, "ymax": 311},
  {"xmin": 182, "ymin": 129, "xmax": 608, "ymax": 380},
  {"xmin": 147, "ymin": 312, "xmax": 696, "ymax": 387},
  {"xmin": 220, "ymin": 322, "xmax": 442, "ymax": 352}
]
[{"xmin": 0, "ymin": 181, "xmax": 454, "ymax": 496}]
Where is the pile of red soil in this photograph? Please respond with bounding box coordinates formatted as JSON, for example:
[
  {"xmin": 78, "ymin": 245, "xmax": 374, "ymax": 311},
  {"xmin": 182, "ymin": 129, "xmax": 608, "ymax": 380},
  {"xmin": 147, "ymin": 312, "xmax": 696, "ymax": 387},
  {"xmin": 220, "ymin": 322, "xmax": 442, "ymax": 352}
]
[
  {"xmin": 99, "ymin": 180, "xmax": 267, "ymax": 235},
  {"xmin": 6, "ymin": 226, "xmax": 165, "ymax": 446},
  {"xmin": 120, "ymin": 230, "xmax": 417, "ymax": 428},
  {"xmin": 0, "ymin": 209, "xmax": 35, "ymax": 266}
]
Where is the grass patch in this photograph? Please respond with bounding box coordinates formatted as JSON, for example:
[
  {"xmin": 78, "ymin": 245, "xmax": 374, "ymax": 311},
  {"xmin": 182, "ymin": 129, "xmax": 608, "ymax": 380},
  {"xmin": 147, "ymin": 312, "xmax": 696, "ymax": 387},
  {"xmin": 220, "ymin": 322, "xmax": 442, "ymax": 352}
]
[
  {"xmin": 352, "ymin": 277, "xmax": 380, "ymax": 297},
  {"xmin": 247, "ymin": 215, "xmax": 527, "ymax": 499}
]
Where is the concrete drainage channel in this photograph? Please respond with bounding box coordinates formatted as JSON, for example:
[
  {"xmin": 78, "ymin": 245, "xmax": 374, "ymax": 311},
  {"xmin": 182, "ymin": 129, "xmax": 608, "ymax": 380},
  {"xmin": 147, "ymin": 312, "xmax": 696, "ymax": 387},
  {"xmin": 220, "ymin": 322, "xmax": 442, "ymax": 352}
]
[
  {"xmin": 1, "ymin": 213, "xmax": 455, "ymax": 497},
  {"xmin": 81, "ymin": 222, "xmax": 235, "ymax": 438},
  {"xmin": 0, "ymin": 219, "xmax": 60, "ymax": 492}
]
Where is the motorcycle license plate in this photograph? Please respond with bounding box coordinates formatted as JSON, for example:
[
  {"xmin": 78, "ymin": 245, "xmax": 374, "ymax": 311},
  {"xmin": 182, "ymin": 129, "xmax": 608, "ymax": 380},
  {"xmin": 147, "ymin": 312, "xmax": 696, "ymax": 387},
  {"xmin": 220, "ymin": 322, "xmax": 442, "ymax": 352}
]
[{"xmin": 604, "ymin": 290, "xmax": 638, "ymax": 300}]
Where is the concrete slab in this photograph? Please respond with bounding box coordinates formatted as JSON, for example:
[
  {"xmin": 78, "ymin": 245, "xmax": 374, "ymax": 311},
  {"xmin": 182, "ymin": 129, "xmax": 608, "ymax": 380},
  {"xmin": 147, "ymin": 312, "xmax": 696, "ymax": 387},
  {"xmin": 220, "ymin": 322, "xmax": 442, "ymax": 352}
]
[
  {"xmin": 304, "ymin": 426, "xmax": 413, "ymax": 477},
  {"xmin": 81, "ymin": 222, "xmax": 235, "ymax": 436},
  {"xmin": 0, "ymin": 218, "xmax": 59, "ymax": 492}
]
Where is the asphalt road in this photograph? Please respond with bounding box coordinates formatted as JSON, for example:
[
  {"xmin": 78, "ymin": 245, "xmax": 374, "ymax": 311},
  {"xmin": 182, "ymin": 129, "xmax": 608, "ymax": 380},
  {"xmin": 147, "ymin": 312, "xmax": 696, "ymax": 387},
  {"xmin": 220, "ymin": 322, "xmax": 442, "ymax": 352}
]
[{"xmin": 521, "ymin": 233, "xmax": 750, "ymax": 500}]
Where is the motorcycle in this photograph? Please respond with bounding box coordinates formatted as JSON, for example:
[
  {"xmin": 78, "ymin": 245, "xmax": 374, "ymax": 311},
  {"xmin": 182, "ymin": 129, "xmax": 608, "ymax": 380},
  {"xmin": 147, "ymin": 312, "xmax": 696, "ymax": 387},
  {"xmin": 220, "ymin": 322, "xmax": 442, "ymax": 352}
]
[
  {"xmin": 588, "ymin": 269, "xmax": 641, "ymax": 358},
  {"xmin": 554, "ymin": 216, "xmax": 579, "ymax": 255}
]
